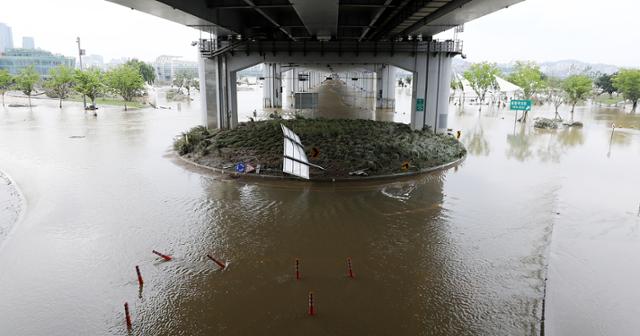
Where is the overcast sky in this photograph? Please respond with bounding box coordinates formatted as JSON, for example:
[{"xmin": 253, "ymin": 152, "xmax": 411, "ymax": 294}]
[{"xmin": 1, "ymin": 0, "xmax": 638, "ymax": 66}]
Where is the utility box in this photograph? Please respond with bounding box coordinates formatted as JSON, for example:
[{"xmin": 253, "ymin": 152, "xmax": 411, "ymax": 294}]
[{"xmin": 294, "ymin": 92, "xmax": 318, "ymax": 109}]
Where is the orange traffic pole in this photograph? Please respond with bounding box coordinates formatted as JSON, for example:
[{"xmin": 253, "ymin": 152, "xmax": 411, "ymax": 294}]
[
  {"xmin": 135, "ymin": 265, "xmax": 144, "ymax": 287},
  {"xmin": 124, "ymin": 302, "xmax": 132, "ymax": 331},
  {"xmin": 308, "ymin": 292, "xmax": 315, "ymax": 316},
  {"xmin": 207, "ymin": 254, "xmax": 226, "ymax": 269},
  {"xmin": 152, "ymin": 250, "xmax": 172, "ymax": 261},
  {"xmin": 347, "ymin": 257, "xmax": 355, "ymax": 279}
]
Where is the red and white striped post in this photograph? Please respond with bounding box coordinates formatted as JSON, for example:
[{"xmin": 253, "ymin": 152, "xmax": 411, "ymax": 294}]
[
  {"xmin": 152, "ymin": 250, "xmax": 172, "ymax": 261},
  {"xmin": 295, "ymin": 258, "xmax": 300, "ymax": 280},
  {"xmin": 124, "ymin": 302, "xmax": 132, "ymax": 331},
  {"xmin": 206, "ymin": 254, "xmax": 226, "ymax": 270},
  {"xmin": 308, "ymin": 292, "xmax": 315, "ymax": 316},
  {"xmin": 135, "ymin": 265, "xmax": 144, "ymax": 287},
  {"xmin": 347, "ymin": 257, "xmax": 355, "ymax": 279}
]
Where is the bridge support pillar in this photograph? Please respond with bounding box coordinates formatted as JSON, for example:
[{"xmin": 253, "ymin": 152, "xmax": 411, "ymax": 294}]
[
  {"xmin": 263, "ymin": 63, "xmax": 282, "ymax": 108},
  {"xmin": 198, "ymin": 55, "xmax": 238, "ymax": 129},
  {"xmin": 411, "ymin": 52, "xmax": 454, "ymax": 132},
  {"xmin": 376, "ymin": 65, "xmax": 396, "ymax": 109}
]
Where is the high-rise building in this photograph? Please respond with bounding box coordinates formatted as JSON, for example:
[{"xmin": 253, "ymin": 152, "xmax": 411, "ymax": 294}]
[
  {"xmin": 0, "ymin": 48, "xmax": 75, "ymax": 77},
  {"xmin": 22, "ymin": 37, "xmax": 35, "ymax": 49},
  {"xmin": 0, "ymin": 23, "xmax": 14, "ymax": 53},
  {"xmin": 153, "ymin": 55, "xmax": 198, "ymax": 83},
  {"xmin": 82, "ymin": 54, "xmax": 105, "ymax": 69}
]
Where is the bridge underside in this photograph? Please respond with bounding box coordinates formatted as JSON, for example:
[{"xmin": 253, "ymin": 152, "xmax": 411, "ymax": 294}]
[
  {"xmin": 199, "ymin": 40, "xmax": 460, "ymax": 131},
  {"xmin": 105, "ymin": 0, "xmax": 524, "ymax": 131},
  {"xmin": 106, "ymin": 0, "xmax": 523, "ymax": 42}
]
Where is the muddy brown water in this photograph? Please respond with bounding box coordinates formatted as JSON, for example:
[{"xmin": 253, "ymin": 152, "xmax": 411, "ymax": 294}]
[{"xmin": 0, "ymin": 89, "xmax": 639, "ymax": 335}]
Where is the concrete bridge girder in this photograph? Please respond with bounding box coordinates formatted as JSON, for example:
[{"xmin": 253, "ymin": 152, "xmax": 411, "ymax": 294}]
[{"xmin": 199, "ymin": 46, "xmax": 457, "ymax": 132}]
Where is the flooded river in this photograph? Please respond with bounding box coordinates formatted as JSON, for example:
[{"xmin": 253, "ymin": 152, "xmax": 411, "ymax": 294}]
[{"xmin": 0, "ymin": 88, "xmax": 639, "ymax": 335}]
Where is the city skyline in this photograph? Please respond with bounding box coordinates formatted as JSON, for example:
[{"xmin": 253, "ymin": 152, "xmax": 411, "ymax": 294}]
[{"xmin": 1, "ymin": 0, "xmax": 639, "ymax": 67}]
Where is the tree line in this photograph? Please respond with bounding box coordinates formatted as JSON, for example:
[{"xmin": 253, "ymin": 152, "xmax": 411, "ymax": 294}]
[
  {"xmin": 0, "ymin": 59, "xmax": 156, "ymax": 111},
  {"xmin": 459, "ymin": 61, "xmax": 640, "ymax": 121}
]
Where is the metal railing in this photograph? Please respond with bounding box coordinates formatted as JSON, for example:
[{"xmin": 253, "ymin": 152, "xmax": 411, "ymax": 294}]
[{"xmin": 197, "ymin": 39, "xmax": 463, "ymax": 58}]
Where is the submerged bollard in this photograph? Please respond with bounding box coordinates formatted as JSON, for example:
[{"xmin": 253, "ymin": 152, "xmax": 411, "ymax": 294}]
[
  {"xmin": 206, "ymin": 254, "xmax": 226, "ymax": 269},
  {"xmin": 308, "ymin": 292, "xmax": 315, "ymax": 316},
  {"xmin": 295, "ymin": 258, "xmax": 302, "ymax": 280},
  {"xmin": 135, "ymin": 265, "xmax": 144, "ymax": 287},
  {"xmin": 152, "ymin": 250, "xmax": 172, "ymax": 261},
  {"xmin": 347, "ymin": 257, "xmax": 355, "ymax": 279},
  {"xmin": 124, "ymin": 302, "xmax": 132, "ymax": 331}
]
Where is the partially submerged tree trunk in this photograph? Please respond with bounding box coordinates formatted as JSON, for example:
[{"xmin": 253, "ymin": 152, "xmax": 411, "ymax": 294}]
[
  {"xmin": 632, "ymin": 100, "xmax": 638, "ymax": 113},
  {"xmin": 59, "ymin": 97, "xmax": 63, "ymax": 108},
  {"xmin": 124, "ymin": 102, "xmax": 128, "ymax": 111}
]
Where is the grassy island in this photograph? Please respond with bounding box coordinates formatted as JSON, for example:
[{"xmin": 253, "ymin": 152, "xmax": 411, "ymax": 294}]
[{"xmin": 174, "ymin": 118, "xmax": 466, "ymax": 179}]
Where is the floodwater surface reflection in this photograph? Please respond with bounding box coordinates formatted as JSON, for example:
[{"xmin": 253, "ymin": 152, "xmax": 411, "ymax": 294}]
[{"xmin": 0, "ymin": 93, "xmax": 638, "ymax": 335}]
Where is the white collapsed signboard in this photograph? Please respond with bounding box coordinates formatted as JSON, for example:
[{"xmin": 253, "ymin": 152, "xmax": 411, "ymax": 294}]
[{"xmin": 280, "ymin": 124, "xmax": 324, "ymax": 179}]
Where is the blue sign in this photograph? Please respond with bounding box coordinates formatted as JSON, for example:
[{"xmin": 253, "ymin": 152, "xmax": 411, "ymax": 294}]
[
  {"xmin": 416, "ymin": 98, "xmax": 425, "ymax": 112},
  {"xmin": 510, "ymin": 99, "xmax": 532, "ymax": 111},
  {"xmin": 235, "ymin": 163, "xmax": 245, "ymax": 173}
]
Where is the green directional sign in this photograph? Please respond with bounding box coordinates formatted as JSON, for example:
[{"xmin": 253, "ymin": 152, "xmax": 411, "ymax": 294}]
[
  {"xmin": 416, "ymin": 98, "xmax": 425, "ymax": 112},
  {"xmin": 510, "ymin": 99, "xmax": 532, "ymax": 111}
]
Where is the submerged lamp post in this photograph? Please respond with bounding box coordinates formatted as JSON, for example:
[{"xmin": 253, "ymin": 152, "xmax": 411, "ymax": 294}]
[{"xmin": 76, "ymin": 37, "xmax": 87, "ymax": 110}]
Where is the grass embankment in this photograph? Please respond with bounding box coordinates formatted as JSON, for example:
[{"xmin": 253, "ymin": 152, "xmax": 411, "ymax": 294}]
[
  {"xmin": 174, "ymin": 119, "xmax": 466, "ymax": 179},
  {"xmin": 594, "ymin": 95, "xmax": 625, "ymax": 106},
  {"xmin": 67, "ymin": 95, "xmax": 145, "ymax": 109}
]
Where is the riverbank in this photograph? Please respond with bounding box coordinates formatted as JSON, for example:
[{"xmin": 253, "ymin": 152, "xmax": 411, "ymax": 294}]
[
  {"xmin": 174, "ymin": 119, "xmax": 466, "ymax": 180},
  {"xmin": 0, "ymin": 170, "xmax": 23, "ymax": 248}
]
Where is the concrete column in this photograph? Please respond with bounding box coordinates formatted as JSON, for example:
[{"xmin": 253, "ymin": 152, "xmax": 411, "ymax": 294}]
[
  {"xmin": 263, "ymin": 63, "xmax": 282, "ymax": 108},
  {"xmin": 411, "ymin": 51, "xmax": 454, "ymax": 132},
  {"xmin": 198, "ymin": 54, "xmax": 238, "ymax": 129},
  {"xmin": 199, "ymin": 55, "xmax": 227, "ymax": 129},
  {"xmin": 291, "ymin": 68, "xmax": 299, "ymax": 93},
  {"xmin": 375, "ymin": 64, "xmax": 396, "ymax": 109}
]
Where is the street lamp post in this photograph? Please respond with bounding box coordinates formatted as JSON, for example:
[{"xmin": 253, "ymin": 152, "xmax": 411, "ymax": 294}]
[{"xmin": 76, "ymin": 37, "xmax": 87, "ymax": 110}]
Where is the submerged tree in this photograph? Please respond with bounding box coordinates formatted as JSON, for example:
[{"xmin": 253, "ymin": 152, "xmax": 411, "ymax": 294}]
[
  {"xmin": 508, "ymin": 61, "xmax": 545, "ymax": 122},
  {"xmin": 15, "ymin": 65, "xmax": 40, "ymax": 107},
  {"xmin": 563, "ymin": 74, "xmax": 593, "ymax": 121},
  {"xmin": 105, "ymin": 64, "xmax": 145, "ymax": 111},
  {"xmin": 546, "ymin": 77, "xmax": 565, "ymax": 120},
  {"xmin": 595, "ymin": 73, "xmax": 616, "ymax": 97},
  {"xmin": 0, "ymin": 69, "xmax": 13, "ymax": 107},
  {"xmin": 613, "ymin": 69, "xmax": 640, "ymax": 113},
  {"xmin": 74, "ymin": 68, "xmax": 105, "ymax": 109},
  {"xmin": 126, "ymin": 59, "xmax": 156, "ymax": 85},
  {"xmin": 173, "ymin": 69, "xmax": 198, "ymax": 96},
  {"xmin": 46, "ymin": 65, "xmax": 75, "ymax": 108},
  {"xmin": 463, "ymin": 62, "xmax": 499, "ymax": 111}
]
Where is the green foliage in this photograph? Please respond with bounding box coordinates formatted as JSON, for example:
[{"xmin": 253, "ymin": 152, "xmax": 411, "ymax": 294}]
[
  {"xmin": 546, "ymin": 77, "xmax": 565, "ymax": 116},
  {"xmin": 126, "ymin": 59, "xmax": 156, "ymax": 85},
  {"xmin": 105, "ymin": 64, "xmax": 145, "ymax": 111},
  {"xmin": 46, "ymin": 65, "xmax": 74, "ymax": 108},
  {"xmin": 563, "ymin": 74, "xmax": 593, "ymax": 115},
  {"xmin": 595, "ymin": 73, "xmax": 616, "ymax": 97},
  {"xmin": 534, "ymin": 118, "xmax": 559, "ymax": 129},
  {"xmin": 450, "ymin": 76, "xmax": 463, "ymax": 91},
  {"xmin": 463, "ymin": 62, "xmax": 499, "ymax": 104},
  {"xmin": 508, "ymin": 61, "xmax": 546, "ymax": 100},
  {"xmin": 15, "ymin": 65, "xmax": 40, "ymax": 106},
  {"xmin": 173, "ymin": 69, "xmax": 198, "ymax": 96},
  {"xmin": 74, "ymin": 68, "xmax": 105, "ymax": 107},
  {"xmin": 173, "ymin": 125, "xmax": 212, "ymax": 155},
  {"xmin": 0, "ymin": 69, "xmax": 13, "ymax": 107},
  {"xmin": 613, "ymin": 69, "xmax": 640, "ymax": 112}
]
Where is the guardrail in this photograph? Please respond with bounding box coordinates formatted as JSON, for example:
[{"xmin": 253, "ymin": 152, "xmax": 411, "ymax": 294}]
[{"xmin": 197, "ymin": 39, "xmax": 463, "ymax": 58}]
